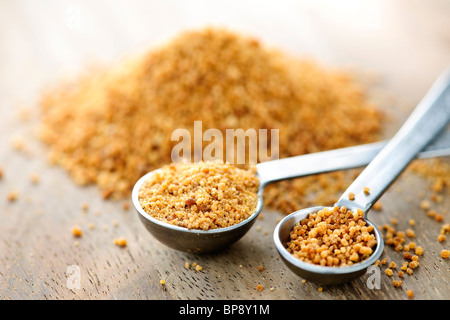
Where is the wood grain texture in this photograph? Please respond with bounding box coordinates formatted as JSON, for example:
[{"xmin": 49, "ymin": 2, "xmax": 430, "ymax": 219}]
[{"xmin": 0, "ymin": 0, "xmax": 449, "ymax": 300}]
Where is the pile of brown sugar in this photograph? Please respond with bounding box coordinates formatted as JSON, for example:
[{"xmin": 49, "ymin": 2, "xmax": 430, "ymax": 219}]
[
  {"xmin": 39, "ymin": 27, "xmax": 382, "ymax": 210},
  {"xmin": 286, "ymin": 206, "xmax": 377, "ymax": 266},
  {"xmin": 138, "ymin": 161, "xmax": 259, "ymax": 230}
]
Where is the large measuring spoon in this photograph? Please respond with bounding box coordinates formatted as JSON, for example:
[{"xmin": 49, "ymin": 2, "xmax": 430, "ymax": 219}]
[
  {"xmin": 273, "ymin": 68, "xmax": 450, "ymax": 285},
  {"xmin": 132, "ymin": 68, "xmax": 450, "ymax": 255}
]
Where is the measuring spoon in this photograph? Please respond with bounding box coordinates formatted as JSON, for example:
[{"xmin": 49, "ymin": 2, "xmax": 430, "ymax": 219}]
[{"xmin": 273, "ymin": 68, "xmax": 450, "ymax": 284}]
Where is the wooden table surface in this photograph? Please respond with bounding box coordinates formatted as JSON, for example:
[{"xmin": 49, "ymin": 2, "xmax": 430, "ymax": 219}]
[{"xmin": 1, "ymin": 0, "xmax": 449, "ymax": 300}]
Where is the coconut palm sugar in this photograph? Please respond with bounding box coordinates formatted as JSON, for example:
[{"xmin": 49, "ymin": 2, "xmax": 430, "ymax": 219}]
[
  {"xmin": 39, "ymin": 27, "xmax": 382, "ymax": 211},
  {"xmin": 114, "ymin": 237, "xmax": 127, "ymax": 247},
  {"xmin": 442, "ymin": 250, "xmax": 450, "ymax": 259},
  {"xmin": 286, "ymin": 206, "xmax": 377, "ymax": 267},
  {"xmin": 409, "ymin": 158, "xmax": 450, "ymax": 194},
  {"xmin": 138, "ymin": 161, "xmax": 259, "ymax": 230}
]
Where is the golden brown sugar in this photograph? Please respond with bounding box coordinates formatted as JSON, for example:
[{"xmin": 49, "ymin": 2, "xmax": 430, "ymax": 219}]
[
  {"xmin": 184, "ymin": 261, "xmax": 205, "ymax": 271},
  {"xmin": 138, "ymin": 161, "xmax": 259, "ymax": 230},
  {"xmin": 348, "ymin": 192, "xmax": 355, "ymax": 201},
  {"xmin": 409, "ymin": 158, "xmax": 450, "ymax": 196},
  {"xmin": 406, "ymin": 229, "xmax": 416, "ymax": 238},
  {"xmin": 372, "ymin": 202, "xmax": 383, "ymax": 211},
  {"xmin": 363, "ymin": 187, "xmax": 370, "ymax": 195},
  {"xmin": 430, "ymin": 193, "xmax": 444, "ymax": 203},
  {"xmin": 388, "ymin": 261, "xmax": 397, "ymax": 269},
  {"xmin": 286, "ymin": 206, "xmax": 377, "ymax": 267},
  {"xmin": 195, "ymin": 265, "xmax": 203, "ymax": 272},
  {"xmin": 441, "ymin": 224, "xmax": 450, "ymax": 235},
  {"xmin": 420, "ymin": 200, "xmax": 431, "ymax": 211},
  {"xmin": 385, "ymin": 268, "xmax": 394, "ymax": 276},
  {"xmin": 256, "ymin": 284, "xmax": 263, "ymax": 291},
  {"xmin": 11, "ymin": 136, "xmax": 25, "ymax": 151},
  {"xmin": 439, "ymin": 224, "xmax": 450, "ymax": 242},
  {"xmin": 29, "ymin": 173, "xmax": 40, "ymax": 184},
  {"xmin": 38, "ymin": 27, "xmax": 382, "ymax": 213},
  {"xmin": 396, "ymin": 231, "xmax": 406, "ymax": 239},
  {"xmin": 426, "ymin": 210, "xmax": 436, "ymax": 218},
  {"xmin": 72, "ymin": 226, "xmax": 82, "ymax": 237},
  {"xmin": 415, "ymin": 246, "xmax": 423, "ymax": 256},
  {"xmin": 258, "ymin": 265, "xmax": 264, "ymax": 271}
]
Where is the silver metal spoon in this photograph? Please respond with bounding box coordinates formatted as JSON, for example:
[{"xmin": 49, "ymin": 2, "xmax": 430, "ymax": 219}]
[{"xmin": 273, "ymin": 67, "xmax": 450, "ymax": 285}]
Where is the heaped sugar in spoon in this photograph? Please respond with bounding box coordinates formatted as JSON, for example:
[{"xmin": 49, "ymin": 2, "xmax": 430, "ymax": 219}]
[
  {"xmin": 132, "ymin": 68, "xmax": 450, "ymax": 255},
  {"xmin": 274, "ymin": 67, "xmax": 450, "ymax": 285}
]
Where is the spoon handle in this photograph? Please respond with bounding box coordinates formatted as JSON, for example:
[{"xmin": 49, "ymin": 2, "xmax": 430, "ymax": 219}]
[
  {"xmin": 336, "ymin": 68, "xmax": 450, "ymax": 213},
  {"xmin": 256, "ymin": 128, "xmax": 450, "ymax": 188}
]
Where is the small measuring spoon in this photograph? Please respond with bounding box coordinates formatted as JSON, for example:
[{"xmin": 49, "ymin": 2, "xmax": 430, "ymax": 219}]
[
  {"xmin": 273, "ymin": 68, "xmax": 450, "ymax": 285},
  {"xmin": 132, "ymin": 68, "xmax": 450, "ymax": 254}
]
